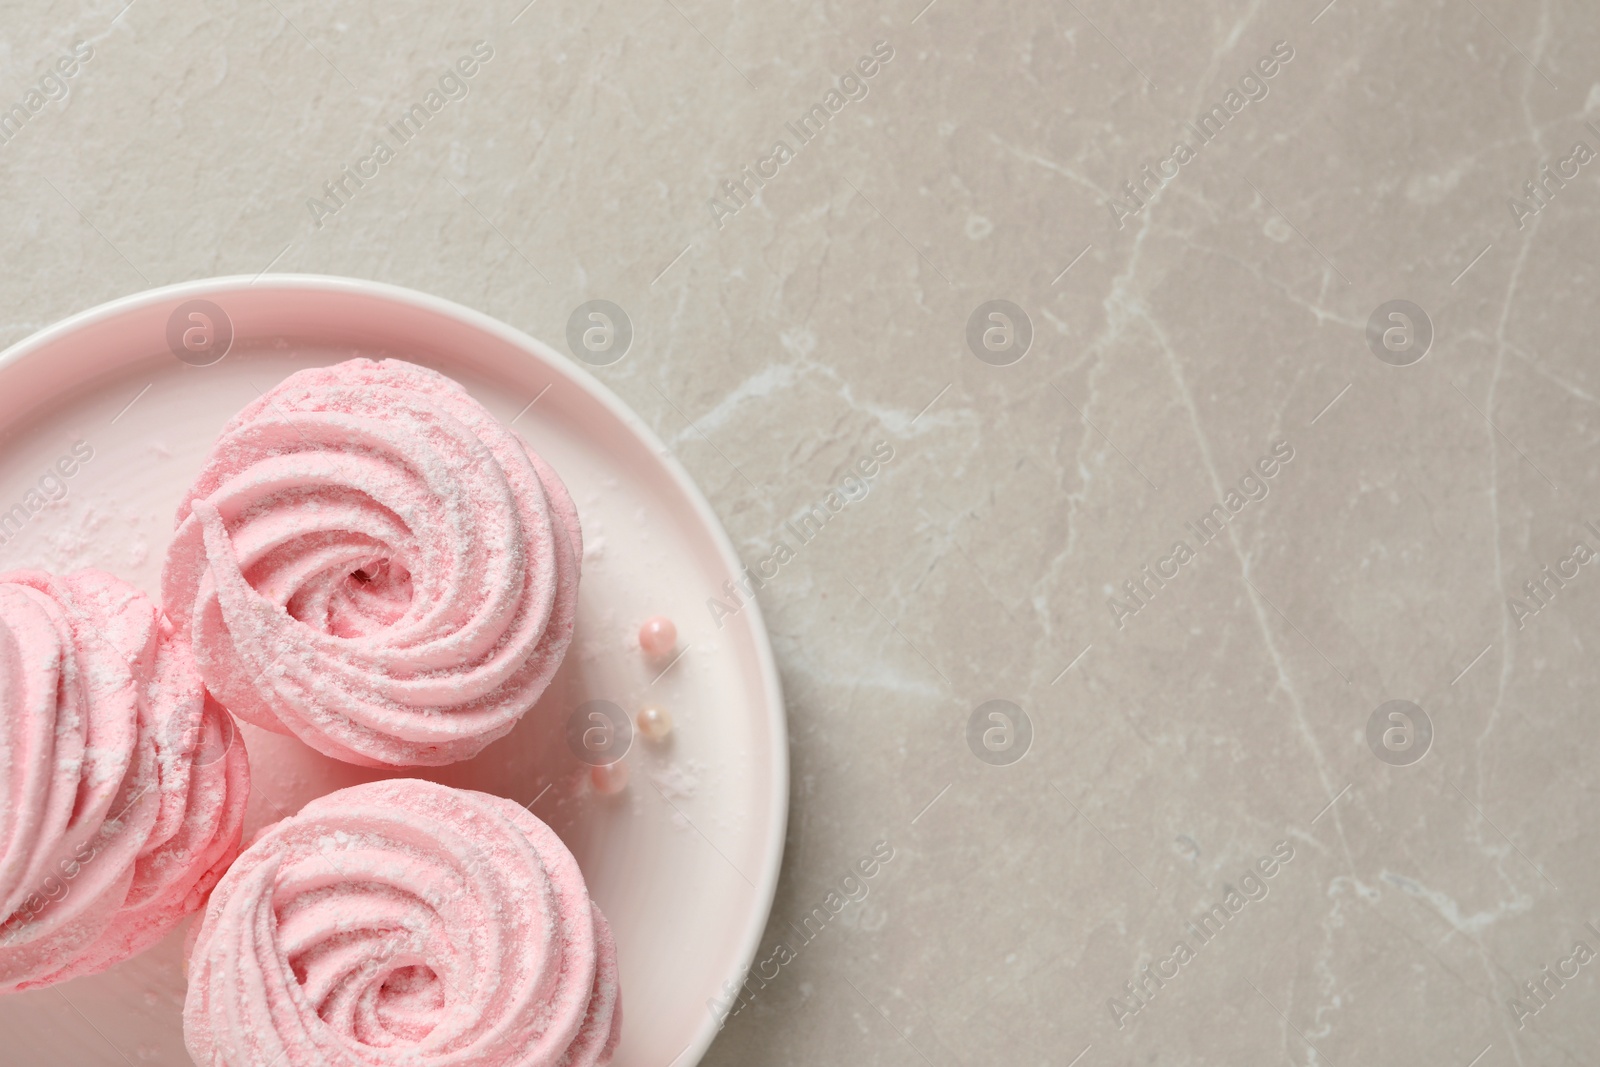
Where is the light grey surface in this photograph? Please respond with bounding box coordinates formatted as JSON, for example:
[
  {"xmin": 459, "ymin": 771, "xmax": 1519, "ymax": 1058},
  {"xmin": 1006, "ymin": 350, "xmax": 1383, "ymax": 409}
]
[{"xmin": 4, "ymin": 0, "xmax": 1600, "ymax": 1063}]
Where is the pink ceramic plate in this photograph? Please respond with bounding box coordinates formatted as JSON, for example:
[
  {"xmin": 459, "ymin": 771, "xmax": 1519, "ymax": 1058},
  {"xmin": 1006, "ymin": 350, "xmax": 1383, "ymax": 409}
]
[{"xmin": 0, "ymin": 275, "xmax": 788, "ymax": 1067}]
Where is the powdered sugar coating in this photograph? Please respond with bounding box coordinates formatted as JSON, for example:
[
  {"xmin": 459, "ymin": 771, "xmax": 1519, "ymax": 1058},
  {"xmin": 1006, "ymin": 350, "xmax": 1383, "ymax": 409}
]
[
  {"xmin": 184, "ymin": 779, "xmax": 621, "ymax": 1067},
  {"xmin": 0, "ymin": 569, "xmax": 250, "ymax": 993},
  {"xmin": 162, "ymin": 358, "xmax": 582, "ymax": 768}
]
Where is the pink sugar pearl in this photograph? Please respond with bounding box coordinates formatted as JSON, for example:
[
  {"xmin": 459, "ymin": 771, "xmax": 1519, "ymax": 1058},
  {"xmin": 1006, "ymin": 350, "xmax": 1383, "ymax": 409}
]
[
  {"xmin": 591, "ymin": 761, "xmax": 629, "ymax": 795},
  {"xmin": 638, "ymin": 616, "xmax": 676, "ymax": 658}
]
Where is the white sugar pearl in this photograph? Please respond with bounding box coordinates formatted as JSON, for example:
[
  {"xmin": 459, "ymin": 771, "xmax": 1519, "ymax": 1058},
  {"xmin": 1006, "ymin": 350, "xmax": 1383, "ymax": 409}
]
[{"xmin": 636, "ymin": 705, "xmax": 673, "ymax": 741}]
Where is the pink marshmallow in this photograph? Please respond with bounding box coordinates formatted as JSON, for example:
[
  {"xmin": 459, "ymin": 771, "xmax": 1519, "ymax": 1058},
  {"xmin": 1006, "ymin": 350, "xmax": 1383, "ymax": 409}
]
[
  {"xmin": 184, "ymin": 779, "xmax": 621, "ymax": 1067},
  {"xmin": 162, "ymin": 359, "xmax": 582, "ymax": 768},
  {"xmin": 0, "ymin": 569, "xmax": 250, "ymax": 993}
]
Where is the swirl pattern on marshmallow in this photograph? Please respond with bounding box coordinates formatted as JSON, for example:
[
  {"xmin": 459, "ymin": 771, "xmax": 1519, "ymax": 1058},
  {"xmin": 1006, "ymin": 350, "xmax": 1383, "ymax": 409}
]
[
  {"xmin": 0, "ymin": 569, "xmax": 249, "ymax": 993},
  {"xmin": 184, "ymin": 779, "xmax": 621, "ymax": 1067},
  {"xmin": 162, "ymin": 358, "xmax": 582, "ymax": 768}
]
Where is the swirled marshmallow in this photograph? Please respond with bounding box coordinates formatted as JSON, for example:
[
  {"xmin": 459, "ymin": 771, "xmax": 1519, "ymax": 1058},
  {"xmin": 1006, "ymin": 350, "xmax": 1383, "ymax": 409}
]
[
  {"xmin": 162, "ymin": 358, "xmax": 582, "ymax": 767},
  {"xmin": 0, "ymin": 569, "xmax": 249, "ymax": 993},
  {"xmin": 184, "ymin": 779, "xmax": 621, "ymax": 1067}
]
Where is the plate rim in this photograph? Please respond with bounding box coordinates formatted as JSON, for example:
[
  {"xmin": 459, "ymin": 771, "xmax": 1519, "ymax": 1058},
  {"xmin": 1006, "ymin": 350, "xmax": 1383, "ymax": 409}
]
[{"xmin": 0, "ymin": 273, "xmax": 789, "ymax": 1067}]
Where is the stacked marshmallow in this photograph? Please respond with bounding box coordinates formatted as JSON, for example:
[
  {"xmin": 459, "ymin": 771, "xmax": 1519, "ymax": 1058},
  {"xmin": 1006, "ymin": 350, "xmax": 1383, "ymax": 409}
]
[
  {"xmin": 184, "ymin": 779, "xmax": 621, "ymax": 1067},
  {"xmin": 0, "ymin": 569, "xmax": 250, "ymax": 993},
  {"xmin": 162, "ymin": 358, "xmax": 582, "ymax": 768}
]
